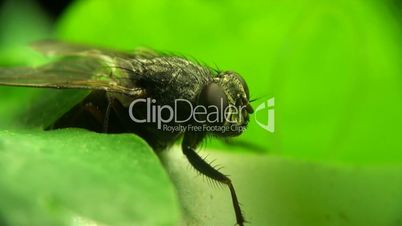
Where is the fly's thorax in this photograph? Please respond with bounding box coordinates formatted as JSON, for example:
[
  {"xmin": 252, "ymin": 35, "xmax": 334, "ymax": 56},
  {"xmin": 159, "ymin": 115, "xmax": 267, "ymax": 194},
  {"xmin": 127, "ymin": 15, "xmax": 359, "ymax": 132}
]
[{"xmin": 128, "ymin": 55, "xmax": 213, "ymax": 103}]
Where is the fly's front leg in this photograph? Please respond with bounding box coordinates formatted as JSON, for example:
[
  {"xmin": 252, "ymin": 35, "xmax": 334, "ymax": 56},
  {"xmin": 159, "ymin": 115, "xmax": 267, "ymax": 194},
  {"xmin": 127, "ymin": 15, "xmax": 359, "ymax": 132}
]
[{"xmin": 182, "ymin": 132, "xmax": 245, "ymax": 226}]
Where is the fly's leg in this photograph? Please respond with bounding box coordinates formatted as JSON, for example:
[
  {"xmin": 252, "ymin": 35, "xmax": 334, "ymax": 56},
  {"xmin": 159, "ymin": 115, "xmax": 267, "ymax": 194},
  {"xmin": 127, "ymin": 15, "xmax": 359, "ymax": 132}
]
[
  {"xmin": 51, "ymin": 91, "xmax": 121, "ymax": 133},
  {"xmin": 182, "ymin": 132, "xmax": 245, "ymax": 226},
  {"xmin": 103, "ymin": 94, "xmax": 114, "ymax": 133},
  {"xmin": 83, "ymin": 102, "xmax": 104, "ymax": 124}
]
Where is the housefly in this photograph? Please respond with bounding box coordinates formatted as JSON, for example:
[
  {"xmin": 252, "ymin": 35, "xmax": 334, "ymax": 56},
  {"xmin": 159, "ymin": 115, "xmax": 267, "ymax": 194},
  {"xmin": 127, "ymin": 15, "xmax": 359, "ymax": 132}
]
[{"xmin": 0, "ymin": 40, "xmax": 254, "ymax": 226}]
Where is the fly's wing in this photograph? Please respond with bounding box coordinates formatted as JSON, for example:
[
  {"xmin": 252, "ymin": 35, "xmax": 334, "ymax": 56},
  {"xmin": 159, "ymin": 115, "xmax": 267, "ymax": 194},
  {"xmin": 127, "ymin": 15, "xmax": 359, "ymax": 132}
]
[
  {"xmin": 0, "ymin": 44, "xmax": 146, "ymax": 97},
  {"xmin": 32, "ymin": 40, "xmax": 159, "ymax": 59}
]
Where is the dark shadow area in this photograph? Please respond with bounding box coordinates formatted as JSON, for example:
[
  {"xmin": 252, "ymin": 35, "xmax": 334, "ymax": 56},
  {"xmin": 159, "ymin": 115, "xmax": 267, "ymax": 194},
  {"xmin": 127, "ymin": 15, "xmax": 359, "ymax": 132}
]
[{"xmin": 36, "ymin": 0, "xmax": 72, "ymax": 19}]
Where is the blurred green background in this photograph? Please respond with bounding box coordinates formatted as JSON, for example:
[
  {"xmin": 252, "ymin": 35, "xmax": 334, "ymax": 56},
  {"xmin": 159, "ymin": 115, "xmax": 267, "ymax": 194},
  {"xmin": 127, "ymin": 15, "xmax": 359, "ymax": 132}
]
[{"xmin": 1, "ymin": 0, "xmax": 402, "ymax": 225}]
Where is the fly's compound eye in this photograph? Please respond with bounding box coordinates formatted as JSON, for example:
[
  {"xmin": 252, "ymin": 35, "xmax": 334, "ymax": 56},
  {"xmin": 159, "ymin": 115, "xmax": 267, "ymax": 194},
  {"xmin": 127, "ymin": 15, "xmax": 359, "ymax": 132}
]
[
  {"xmin": 199, "ymin": 82, "xmax": 228, "ymax": 110},
  {"xmin": 198, "ymin": 82, "xmax": 228, "ymax": 124}
]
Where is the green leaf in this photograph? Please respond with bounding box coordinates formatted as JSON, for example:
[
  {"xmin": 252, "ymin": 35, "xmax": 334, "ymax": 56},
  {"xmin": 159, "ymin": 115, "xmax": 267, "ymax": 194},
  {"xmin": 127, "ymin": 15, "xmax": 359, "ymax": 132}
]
[
  {"xmin": 162, "ymin": 147, "xmax": 402, "ymax": 226},
  {"xmin": 0, "ymin": 129, "xmax": 180, "ymax": 226}
]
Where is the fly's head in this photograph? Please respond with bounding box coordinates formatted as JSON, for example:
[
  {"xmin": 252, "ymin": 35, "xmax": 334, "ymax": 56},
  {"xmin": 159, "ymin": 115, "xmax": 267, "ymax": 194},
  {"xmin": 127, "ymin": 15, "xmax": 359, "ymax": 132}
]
[{"xmin": 198, "ymin": 71, "xmax": 254, "ymax": 137}]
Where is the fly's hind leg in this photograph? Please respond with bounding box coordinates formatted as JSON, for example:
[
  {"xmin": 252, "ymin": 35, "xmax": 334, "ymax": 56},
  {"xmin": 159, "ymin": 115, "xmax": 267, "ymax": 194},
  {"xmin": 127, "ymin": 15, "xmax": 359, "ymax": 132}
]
[
  {"xmin": 103, "ymin": 93, "xmax": 115, "ymax": 133},
  {"xmin": 182, "ymin": 132, "xmax": 246, "ymax": 226}
]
